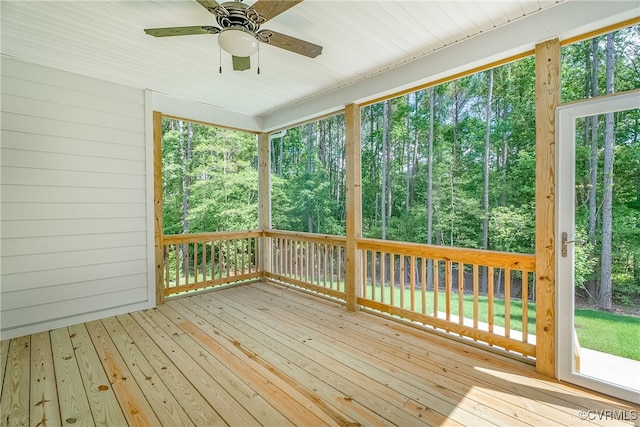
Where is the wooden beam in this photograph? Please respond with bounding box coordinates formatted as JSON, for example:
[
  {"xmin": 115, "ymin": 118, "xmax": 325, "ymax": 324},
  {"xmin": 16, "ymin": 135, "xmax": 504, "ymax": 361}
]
[
  {"xmin": 258, "ymin": 132, "xmax": 271, "ymax": 278},
  {"xmin": 534, "ymin": 38, "xmax": 560, "ymax": 378},
  {"xmin": 345, "ymin": 103, "xmax": 362, "ymax": 311},
  {"xmin": 153, "ymin": 111, "xmax": 165, "ymax": 305}
]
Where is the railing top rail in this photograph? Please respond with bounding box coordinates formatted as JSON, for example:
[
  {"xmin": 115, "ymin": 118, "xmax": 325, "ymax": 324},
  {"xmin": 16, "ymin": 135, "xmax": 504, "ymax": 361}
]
[
  {"xmin": 264, "ymin": 229, "xmax": 347, "ymax": 246},
  {"xmin": 163, "ymin": 230, "xmax": 262, "ymax": 244},
  {"xmin": 357, "ymin": 237, "xmax": 535, "ymax": 271}
]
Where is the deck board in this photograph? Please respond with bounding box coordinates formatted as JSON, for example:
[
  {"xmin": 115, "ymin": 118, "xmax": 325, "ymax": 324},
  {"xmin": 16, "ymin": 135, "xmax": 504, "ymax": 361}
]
[
  {"xmin": 226, "ymin": 285, "xmax": 543, "ymax": 425},
  {"xmin": 250, "ymin": 283, "xmax": 622, "ymax": 425},
  {"xmin": 30, "ymin": 331, "xmax": 61, "ymax": 427},
  {"xmin": 133, "ymin": 309, "xmax": 261, "ymax": 426},
  {"xmin": 49, "ymin": 327, "xmax": 95, "ymax": 426},
  {"xmin": 115, "ymin": 313, "xmax": 227, "ymax": 426},
  {"xmin": 1, "ymin": 282, "xmax": 638, "ymax": 427},
  {"xmin": 1, "ymin": 336, "xmax": 30, "ymax": 427},
  {"xmin": 67, "ymin": 323, "xmax": 128, "ymax": 427}
]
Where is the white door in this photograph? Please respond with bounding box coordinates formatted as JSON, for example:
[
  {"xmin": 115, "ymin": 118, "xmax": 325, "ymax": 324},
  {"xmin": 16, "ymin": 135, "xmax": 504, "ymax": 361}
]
[{"xmin": 556, "ymin": 91, "xmax": 640, "ymax": 404}]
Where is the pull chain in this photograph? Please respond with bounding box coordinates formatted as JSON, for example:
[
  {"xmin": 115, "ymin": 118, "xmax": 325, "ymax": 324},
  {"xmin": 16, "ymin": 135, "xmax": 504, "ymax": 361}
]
[{"xmin": 219, "ymin": 46, "xmax": 222, "ymax": 74}]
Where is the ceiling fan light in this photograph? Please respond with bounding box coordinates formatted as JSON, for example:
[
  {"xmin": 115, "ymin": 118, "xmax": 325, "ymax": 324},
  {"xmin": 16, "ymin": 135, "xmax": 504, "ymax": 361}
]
[{"xmin": 218, "ymin": 27, "xmax": 259, "ymax": 56}]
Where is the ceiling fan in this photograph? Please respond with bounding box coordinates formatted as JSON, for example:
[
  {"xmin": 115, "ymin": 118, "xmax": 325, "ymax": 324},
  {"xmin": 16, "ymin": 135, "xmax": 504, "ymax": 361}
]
[{"xmin": 144, "ymin": 0, "xmax": 322, "ymax": 71}]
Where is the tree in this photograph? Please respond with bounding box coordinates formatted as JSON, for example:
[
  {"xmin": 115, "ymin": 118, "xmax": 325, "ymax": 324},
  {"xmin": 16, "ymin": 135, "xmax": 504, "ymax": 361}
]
[
  {"xmin": 586, "ymin": 37, "xmax": 600, "ymax": 302},
  {"xmin": 599, "ymin": 32, "xmax": 615, "ymax": 311},
  {"xmin": 381, "ymin": 99, "xmax": 390, "ymax": 239},
  {"xmin": 426, "ymin": 87, "xmax": 435, "ymax": 290},
  {"xmin": 482, "ymin": 69, "xmax": 494, "ymax": 291}
]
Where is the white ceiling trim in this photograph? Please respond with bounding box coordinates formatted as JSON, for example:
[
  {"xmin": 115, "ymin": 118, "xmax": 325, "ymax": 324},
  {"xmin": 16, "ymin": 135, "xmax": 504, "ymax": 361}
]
[{"xmin": 151, "ymin": 91, "xmax": 262, "ymax": 132}]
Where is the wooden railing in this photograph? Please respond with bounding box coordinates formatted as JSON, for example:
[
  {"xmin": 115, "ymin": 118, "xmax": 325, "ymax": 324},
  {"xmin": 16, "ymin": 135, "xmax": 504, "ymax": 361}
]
[
  {"xmin": 160, "ymin": 229, "xmax": 536, "ymax": 357},
  {"xmin": 162, "ymin": 231, "xmax": 261, "ymax": 297},
  {"xmin": 263, "ymin": 230, "xmax": 347, "ymax": 300},
  {"xmin": 358, "ymin": 238, "xmax": 536, "ymax": 357}
]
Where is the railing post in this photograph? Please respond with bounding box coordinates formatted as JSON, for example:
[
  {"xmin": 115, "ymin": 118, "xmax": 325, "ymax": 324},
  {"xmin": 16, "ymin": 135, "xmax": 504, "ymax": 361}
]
[
  {"xmin": 153, "ymin": 111, "xmax": 165, "ymax": 305},
  {"xmin": 345, "ymin": 103, "xmax": 362, "ymax": 311},
  {"xmin": 535, "ymin": 38, "xmax": 560, "ymax": 378},
  {"xmin": 258, "ymin": 132, "xmax": 271, "ymax": 279}
]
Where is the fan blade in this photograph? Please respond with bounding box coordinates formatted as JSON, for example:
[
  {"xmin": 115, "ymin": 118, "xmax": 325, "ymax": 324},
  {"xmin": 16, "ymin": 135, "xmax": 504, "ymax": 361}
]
[
  {"xmin": 232, "ymin": 56, "xmax": 251, "ymax": 71},
  {"xmin": 144, "ymin": 26, "xmax": 220, "ymax": 37},
  {"xmin": 196, "ymin": 0, "xmax": 229, "ymax": 17},
  {"xmin": 247, "ymin": 0, "xmax": 302, "ymax": 23},
  {"xmin": 258, "ymin": 30, "xmax": 322, "ymax": 58}
]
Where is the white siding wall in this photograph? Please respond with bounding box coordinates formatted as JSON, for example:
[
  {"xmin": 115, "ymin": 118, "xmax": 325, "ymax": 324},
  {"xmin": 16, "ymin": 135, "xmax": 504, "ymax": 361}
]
[{"xmin": 0, "ymin": 57, "xmax": 154, "ymax": 339}]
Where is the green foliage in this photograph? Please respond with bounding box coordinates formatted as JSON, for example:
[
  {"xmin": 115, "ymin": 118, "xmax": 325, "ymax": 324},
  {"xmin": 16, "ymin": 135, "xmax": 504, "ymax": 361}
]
[
  {"xmin": 161, "ymin": 25, "xmax": 639, "ymax": 309},
  {"xmin": 362, "ymin": 58, "xmax": 537, "ymax": 250},
  {"xmin": 162, "ymin": 119, "xmax": 259, "ymax": 234},
  {"xmin": 565, "ymin": 27, "xmax": 640, "ymax": 307},
  {"xmin": 271, "ymin": 115, "xmax": 347, "ymax": 235}
]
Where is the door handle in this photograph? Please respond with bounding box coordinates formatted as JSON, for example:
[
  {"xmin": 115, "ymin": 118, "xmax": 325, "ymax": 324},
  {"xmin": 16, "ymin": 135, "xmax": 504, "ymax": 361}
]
[{"xmin": 561, "ymin": 232, "xmax": 586, "ymax": 258}]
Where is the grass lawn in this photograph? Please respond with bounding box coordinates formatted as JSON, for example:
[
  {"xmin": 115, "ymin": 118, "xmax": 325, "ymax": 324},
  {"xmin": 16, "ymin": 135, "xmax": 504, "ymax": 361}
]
[
  {"xmin": 364, "ymin": 285, "xmax": 537, "ymax": 335},
  {"xmin": 363, "ymin": 284, "xmax": 640, "ymax": 361},
  {"xmin": 574, "ymin": 308, "xmax": 640, "ymax": 361}
]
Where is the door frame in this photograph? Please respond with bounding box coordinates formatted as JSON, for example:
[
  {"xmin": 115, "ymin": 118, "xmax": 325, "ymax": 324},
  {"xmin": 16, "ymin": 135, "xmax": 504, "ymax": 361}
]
[{"xmin": 556, "ymin": 90, "xmax": 640, "ymax": 403}]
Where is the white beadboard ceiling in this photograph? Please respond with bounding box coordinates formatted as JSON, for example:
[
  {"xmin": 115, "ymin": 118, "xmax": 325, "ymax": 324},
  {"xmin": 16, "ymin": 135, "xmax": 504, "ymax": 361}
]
[{"xmin": 1, "ymin": 0, "xmax": 638, "ymax": 131}]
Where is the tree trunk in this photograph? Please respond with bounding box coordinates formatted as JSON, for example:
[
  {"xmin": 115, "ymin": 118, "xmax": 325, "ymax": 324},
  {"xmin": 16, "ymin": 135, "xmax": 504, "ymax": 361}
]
[
  {"xmin": 481, "ymin": 69, "xmax": 493, "ymax": 293},
  {"xmin": 450, "ymin": 82, "xmax": 460, "ymax": 246},
  {"xmin": 599, "ymin": 33, "xmax": 615, "ymax": 311},
  {"xmin": 306, "ymin": 122, "xmax": 314, "ymax": 233},
  {"xmin": 587, "ymin": 37, "xmax": 599, "ymax": 301},
  {"xmin": 386, "ymin": 101, "xmax": 393, "ymax": 223},
  {"xmin": 381, "ymin": 100, "xmax": 389, "ymax": 239},
  {"xmin": 405, "ymin": 93, "xmax": 414, "ymax": 214},
  {"xmin": 426, "ymin": 88, "xmax": 435, "ymax": 290},
  {"xmin": 180, "ymin": 121, "xmax": 193, "ymax": 277},
  {"xmin": 278, "ymin": 137, "xmax": 283, "ymax": 177}
]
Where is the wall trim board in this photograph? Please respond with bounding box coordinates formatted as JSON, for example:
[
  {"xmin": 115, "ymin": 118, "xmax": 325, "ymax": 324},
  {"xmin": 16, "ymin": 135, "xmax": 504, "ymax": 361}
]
[{"xmin": 0, "ymin": 300, "xmax": 154, "ymax": 341}]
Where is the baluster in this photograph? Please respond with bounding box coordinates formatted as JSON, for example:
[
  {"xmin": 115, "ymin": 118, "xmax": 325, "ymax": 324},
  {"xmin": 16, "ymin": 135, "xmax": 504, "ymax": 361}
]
[
  {"xmin": 323, "ymin": 244, "xmax": 328, "ymax": 288},
  {"xmin": 473, "ymin": 264, "xmax": 479, "ymax": 330},
  {"xmin": 445, "ymin": 260, "xmax": 451, "ymax": 321},
  {"xmin": 175, "ymin": 244, "xmax": 180, "ymax": 287},
  {"xmin": 488, "ymin": 266, "xmax": 495, "ymax": 334},
  {"xmin": 504, "ymin": 268, "xmax": 511, "ymax": 338},
  {"xmin": 337, "ymin": 246, "xmax": 343, "ymax": 291},
  {"xmin": 433, "ymin": 260, "xmax": 439, "ymax": 317},
  {"xmin": 522, "ymin": 271, "xmax": 529, "ymax": 343},
  {"xmin": 330, "ymin": 245, "xmax": 335, "ymax": 290},
  {"xmin": 421, "ymin": 257, "xmax": 427, "ymax": 314},
  {"xmin": 410, "ymin": 256, "xmax": 416, "ymax": 312},
  {"xmin": 218, "ymin": 240, "xmax": 224, "ymax": 279},
  {"xmin": 458, "ymin": 262, "xmax": 464, "ymax": 325},
  {"xmin": 371, "ymin": 251, "xmax": 377, "ymax": 301},
  {"xmin": 241, "ymin": 238, "xmax": 246, "ymax": 275},
  {"xmin": 379, "ymin": 252, "xmax": 385, "ymax": 303},
  {"xmin": 192, "ymin": 242, "xmax": 197, "ymax": 284},
  {"xmin": 165, "ymin": 245, "xmax": 170, "ymax": 290},
  {"xmin": 399, "ymin": 254, "xmax": 404, "ymax": 308},
  {"xmin": 390, "ymin": 254, "xmax": 396, "ymax": 307}
]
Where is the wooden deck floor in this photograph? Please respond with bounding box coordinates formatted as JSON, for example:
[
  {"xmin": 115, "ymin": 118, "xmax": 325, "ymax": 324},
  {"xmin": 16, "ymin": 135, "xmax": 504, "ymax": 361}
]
[{"xmin": 2, "ymin": 282, "xmax": 638, "ymax": 427}]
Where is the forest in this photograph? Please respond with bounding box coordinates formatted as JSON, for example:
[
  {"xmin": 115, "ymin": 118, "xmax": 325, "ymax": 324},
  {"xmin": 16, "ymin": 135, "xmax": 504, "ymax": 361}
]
[{"xmin": 162, "ymin": 26, "xmax": 639, "ymax": 309}]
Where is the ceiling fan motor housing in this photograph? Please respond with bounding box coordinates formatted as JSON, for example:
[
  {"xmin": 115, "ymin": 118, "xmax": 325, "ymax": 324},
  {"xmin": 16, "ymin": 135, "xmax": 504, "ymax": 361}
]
[{"xmin": 217, "ymin": 2, "xmax": 262, "ymax": 33}]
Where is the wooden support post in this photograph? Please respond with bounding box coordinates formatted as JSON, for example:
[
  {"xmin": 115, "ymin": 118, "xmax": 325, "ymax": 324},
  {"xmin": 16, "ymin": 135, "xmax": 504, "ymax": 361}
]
[
  {"xmin": 153, "ymin": 111, "xmax": 165, "ymax": 305},
  {"xmin": 345, "ymin": 103, "xmax": 362, "ymax": 311},
  {"xmin": 258, "ymin": 132, "xmax": 271, "ymax": 279},
  {"xmin": 535, "ymin": 38, "xmax": 560, "ymax": 377}
]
